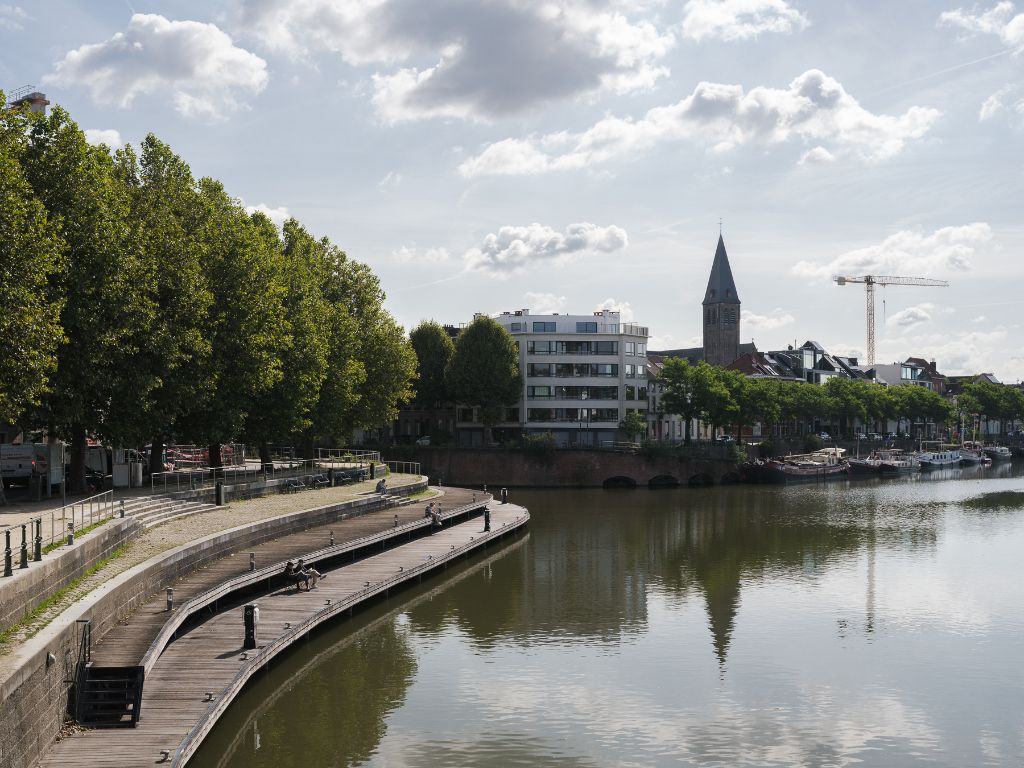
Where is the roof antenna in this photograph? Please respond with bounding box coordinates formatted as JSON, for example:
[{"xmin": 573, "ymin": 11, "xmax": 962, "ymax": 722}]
[{"xmin": 719, "ymin": 217, "xmax": 723, "ymax": 235}]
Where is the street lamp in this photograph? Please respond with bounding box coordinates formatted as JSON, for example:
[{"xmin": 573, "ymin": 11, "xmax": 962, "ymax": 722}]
[{"xmin": 580, "ymin": 391, "xmax": 589, "ymax": 447}]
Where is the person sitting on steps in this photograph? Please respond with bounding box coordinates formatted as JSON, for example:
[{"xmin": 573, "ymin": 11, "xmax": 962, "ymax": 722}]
[{"xmin": 283, "ymin": 561, "xmax": 309, "ymax": 591}]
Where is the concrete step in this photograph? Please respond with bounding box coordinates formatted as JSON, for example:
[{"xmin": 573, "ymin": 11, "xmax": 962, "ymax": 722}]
[{"xmin": 138, "ymin": 502, "xmax": 219, "ymax": 530}]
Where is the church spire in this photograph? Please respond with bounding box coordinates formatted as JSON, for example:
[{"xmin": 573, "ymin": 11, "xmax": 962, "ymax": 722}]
[{"xmin": 703, "ymin": 235, "xmax": 740, "ymax": 305}]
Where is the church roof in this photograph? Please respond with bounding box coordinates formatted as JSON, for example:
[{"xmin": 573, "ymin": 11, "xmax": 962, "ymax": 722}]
[{"xmin": 703, "ymin": 235, "xmax": 740, "ymax": 305}]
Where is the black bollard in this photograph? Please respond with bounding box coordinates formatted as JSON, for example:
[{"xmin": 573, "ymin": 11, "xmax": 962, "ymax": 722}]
[
  {"xmin": 243, "ymin": 604, "xmax": 259, "ymax": 650},
  {"xmin": 20, "ymin": 524, "xmax": 29, "ymax": 569},
  {"xmin": 34, "ymin": 519, "xmax": 42, "ymax": 562},
  {"xmin": 501, "ymin": 487, "xmax": 508, "ymax": 504},
  {"xmin": 3, "ymin": 530, "xmax": 11, "ymax": 577},
  {"xmin": 67, "ymin": 521, "xmax": 74, "ymax": 546}
]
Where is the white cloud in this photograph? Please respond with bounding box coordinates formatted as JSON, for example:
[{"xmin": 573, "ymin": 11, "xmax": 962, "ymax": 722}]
[
  {"xmin": 0, "ymin": 4, "xmax": 27, "ymax": 30},
  {"xmin": 244, "ymin": 202, "xmax": 290, "ymax": 227},
  {"xmin": 940, "ymin": 2, "xmax": 1024, "ymax": 51},
  {"xmin": 978, "ymin": 84, "xmax": 1024, "ymax": 120},
  {"xmin": 886, "ymin": 303, "xmax": 934, "ymax": 329},
  {"xmin": 791, "ymin": 223, "xmax": 993, "ymax": 279},
  {"xmin": 681, "ymin": 0, "xmax": 808, "ymax": 42},
  {"xmin": 459, "ymin": 69, "xmax": 940, "ymax": 176},
  {"xmin": 377, "ymin": 170, "xmax": 402, "ymax": 189},
  {"xmin": 83, "ymin": 128, "xmax": 123, "ymax": 148},
  {"xmin": 463, "ymin": 222, "xmax": 628, "ymax": 277},
  {"xmin": 234, "ymin": 0, "xmax": 673, "ymax": 123},
  {"xmin": 596, "ymin": 298, "xmax": 635, "ymax": 321},
  {"xmin": 900, "ymin": 328, "xmax": 1013, "ymax": 377},
  {"xmin": 393, "ymin": 244, "xmax": 450, "ymax": 263},
  {"xmin": 648, "ymin": 333, "xmax": 701, "ymax": 351},
  {"xmin": 44, "ymin": 14, "xmax": 267, "ymax": 119},
  {"xmin": 798, "ymin": 146, "xmax": 835, "ymax": 164},
  {"xmin": 742, "ymin": 307, "xmax": 795, "ymax": 330},
  {"xmin": 524, "ymin": 292, "xmax": 567, "ymax": 315}
]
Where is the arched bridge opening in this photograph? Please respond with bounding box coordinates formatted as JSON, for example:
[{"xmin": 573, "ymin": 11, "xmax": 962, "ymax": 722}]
[
  {"xmin": 648, "ymin": 475, "xmax": 680, "ymax": 489},
  {"xmin": 602, "ymin": 476, "xmax": 638, "ymax": 489}
]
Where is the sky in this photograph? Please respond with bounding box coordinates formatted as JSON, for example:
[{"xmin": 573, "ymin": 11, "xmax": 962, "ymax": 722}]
[{"xmin": 3, "ymin": 0, "xmax": 1024, "ymax": 382}]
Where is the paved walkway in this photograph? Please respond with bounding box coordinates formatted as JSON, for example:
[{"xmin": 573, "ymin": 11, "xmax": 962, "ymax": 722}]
[
  {"xmin": 38, "ymin": 501, "xmax": 527, "ymax": 767},
  {"xmin": 0, "ymin": 475, "xmax": 430, "ymax": 675}
]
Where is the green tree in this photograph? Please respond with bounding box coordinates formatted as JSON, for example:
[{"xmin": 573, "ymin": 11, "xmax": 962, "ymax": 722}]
[
  {"xmin": 21, "ymin": 106, "xmax": 156, "ymax": 490},
  {"xmin": 658, "ymin": 358, "xmax": 718, "ymax": 444},
  {"xmin": 242, "ymin": 218, "xmax": 331, "ymax": 467},
  {"xmin": 177, "ymin": 180, "xmax": 289, "ymax": 466},
  {"xmin": 116, "ymin": 135, "xmax": 213, "ymax": 473},
  {"xmin": 409, "ymin": 321, "xmax": 454, "ymax": 408},
  {"xmin": 333, "ymin": 259, "xmax": 416, "ymax": 439},
  {"xmin": 446, "ymin": 316, "xmax": 520, "ymax": 444},
  {"xmin": 0, "ymin": 98, "xmax": 66, "ymax": 428},
  {"xmin": 619, "ymin": 410, "xmax": 647, "ymax": 442}
]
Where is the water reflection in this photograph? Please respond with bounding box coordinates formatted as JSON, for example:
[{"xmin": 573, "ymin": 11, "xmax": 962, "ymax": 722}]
[{"xmin": 201, "ymin": 467, "xmax": 1024, "ymax": 767}]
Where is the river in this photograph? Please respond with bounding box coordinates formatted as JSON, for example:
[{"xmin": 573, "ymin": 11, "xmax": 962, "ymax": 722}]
[{"xmin": 195, "ymin": 462, "xmax": 1024, "ymax": 767}]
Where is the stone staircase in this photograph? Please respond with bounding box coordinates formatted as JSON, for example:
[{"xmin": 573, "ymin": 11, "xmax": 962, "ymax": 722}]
[{"xmin": 120, "ymin": 495, "xmax": 220, "ymax": 530}]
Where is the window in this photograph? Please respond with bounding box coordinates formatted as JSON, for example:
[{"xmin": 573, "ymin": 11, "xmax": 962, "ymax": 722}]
[
  {"xmin": 595, "ymin": 341, "xmax": 618, "ymax": 355},
  {"xmin": 528, "ymin": 385, "xmax": 552, "ymax": 398},
  {"xmin": 637, "ymin": 343, "xmax": 646, "ymax": 356},
  {"xmin": 576, "ymin": 321, "xmax": 598, "ymax": 333},
  {"xmin": 626, "ymin": 385, "xmax": 636, "ymax": 400},
  {"xmin": 458, "ymin": 408, "xmax": 475, "ymax": 422},
  {"xmin": 527, "ymin": 363, "xmax": 554, "ymax": 377},
  {"xmin": 510, "ymin": 322, "xmax": 521, "ymax": 332},
  {"xmin": 528, "ymin": 340, "xmax": 556, "ymax": 354},
  {"xmin": 533, "ymin": 321, "xmax": 556, "ymax": 332},
  {"xmin": 625, "ymin": 341, "xmax": 635, "ymax": 355}
]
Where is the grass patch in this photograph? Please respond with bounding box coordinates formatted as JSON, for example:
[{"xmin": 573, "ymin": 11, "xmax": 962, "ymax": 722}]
[
  {"xmin": 41, "ymin": 518, "xmax": 111, "ymax": 555},
  {"xmin": 407, "ymin": 489, "xmax": 440, "ymax": 501},
  {"xmin": 0, "ymin": 544, "xmax": 129, "ymax": 647},
  {"xmin": 961, "ymin": 490, "xmax": 1024, "ymax": 510}
]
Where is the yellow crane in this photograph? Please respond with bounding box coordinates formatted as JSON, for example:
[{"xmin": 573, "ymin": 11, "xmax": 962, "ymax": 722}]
[{"xmin": 833, "ymin": 274, "xmax": 949, "ymax": 366}]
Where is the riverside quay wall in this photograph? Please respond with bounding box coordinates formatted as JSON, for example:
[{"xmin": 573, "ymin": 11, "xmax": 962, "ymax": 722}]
[{"xmin": 411, "ymin": 447, "xmax": 738, "ymax": 488}]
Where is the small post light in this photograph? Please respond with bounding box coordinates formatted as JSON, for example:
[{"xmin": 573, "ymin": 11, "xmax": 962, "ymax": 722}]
[
  {"xmin": 325, "ymin": 599, "xmax": 331, "ymax": 606},
  {"xmin": 249, "ymin": 552, "xmax": 256, "ymax": 571},
  {"xmin": 3, "ymin": 530, "xmax": 12, "ymax": 577},
  {"xmin": 166, "ymin": 587, "xmax": 174, "ymax": 612},
  {"xmin": 119, "ymin": 499, "xmax": 125, "ymax": 518},
  {"xmin": 329, "ymin": 531, "xmax": 335, "ymax": 546},
  {"xmin": 285, "ymin": 622, "xmax": 291, "ymax": 629},
  {"xmin": 160, "ymin": 749, "xmax": 170, "ymax": 762},
  {"xmin": 393, "ymin": 514, "xmax": 399, "ymax": 528},
  {"xmin": 205, "ymin": 692, "xmax": 214, "ymax": 702},
  {"xmin": 33, "ymin": 519, "xmax": 42, "ymax": 562},
  {"xmin": 67, "ymin": 521, "xmax": 74, "ymax": 546}
]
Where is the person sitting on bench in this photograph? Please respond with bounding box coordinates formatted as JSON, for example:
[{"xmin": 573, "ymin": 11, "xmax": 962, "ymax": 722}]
[
  {"xmin": 296, "ymin": 558, "xmax": 323, "ymax": 589},
  {"xmin": 283, "ymin": 561, "xmax": 309, "ymax": 591}
]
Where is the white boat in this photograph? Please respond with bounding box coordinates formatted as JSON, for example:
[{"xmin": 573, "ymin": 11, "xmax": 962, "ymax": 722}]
[
  {"xmin": 982, "ymin": 444, "xmax": 1012, "ymax": 461},
  {"xmin": 959, "ymin": 441, "xmax": 991, "ymax": 465},
  {"xmin": 916, "ymin": 442, "xmax": 961, "ymax": 469}
]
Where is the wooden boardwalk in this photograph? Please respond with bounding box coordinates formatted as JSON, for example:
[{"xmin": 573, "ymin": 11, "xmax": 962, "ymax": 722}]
[
  {"xmin": 92, "ymin": 487, "xmax": 481, "ymax": 667},
  {"xmin": 39, "ymin": 501, "xmax": 528, "ymax": 767}
]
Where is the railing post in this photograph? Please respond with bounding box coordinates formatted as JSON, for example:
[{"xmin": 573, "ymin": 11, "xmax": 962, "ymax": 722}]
[
  {"xmin": 120, "ymin": 499, "xmax": 125, "ymax": 518},
  {"xmin": 3, "ymin": 530, "xmax": 11, "ymax": 577},
  {"xmin": 20, "ymin": 524, "xmax": 29, "ymax": 569}
]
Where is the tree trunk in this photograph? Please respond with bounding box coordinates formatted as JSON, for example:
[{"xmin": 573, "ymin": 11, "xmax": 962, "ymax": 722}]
[
  {"xmin": 684, "ymin": 417, "xmax": 692, "ymax": 446},
  {"xmin": 69, "ymin": 423, "xmax": 87, "ymax": 494},
  {"xmin": 149, "ymin": 434, "xmax": 165, "ymax": 475},
  {"xmin": 259, "ymin": 440, "xmax": 272, "ymax": 472},
  {"xmin": 208, "ymin": 443, "xmax": 222, "ymax": 469}
]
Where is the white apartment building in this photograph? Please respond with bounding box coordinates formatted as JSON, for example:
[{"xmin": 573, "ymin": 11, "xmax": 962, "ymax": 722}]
[{"xmin": 481, "ymin": 308, "xmax": 649, "ymax": 447}]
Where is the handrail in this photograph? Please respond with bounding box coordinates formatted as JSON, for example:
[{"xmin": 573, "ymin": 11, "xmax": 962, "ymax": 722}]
[
  {"xmin": 2, "ymin": 490, "xmax": 117, "ymax": 568},
  {"xmin": 171, "ymin": 504, "xmax": 526, "ymax": 767},
  {"xmin": 140, "ymin": 492, "xmax": 489, "ymax": 675}
]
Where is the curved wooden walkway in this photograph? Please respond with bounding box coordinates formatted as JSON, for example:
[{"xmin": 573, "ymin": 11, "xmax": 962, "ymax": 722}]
[{"xmin": 39, "ymin": 501, "xmax": 528, "ymax": 767}]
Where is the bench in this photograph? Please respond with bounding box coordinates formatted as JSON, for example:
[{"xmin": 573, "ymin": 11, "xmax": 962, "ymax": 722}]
[
  {"xmin": 282, "ymin": 478, "xmax": 306, "ymax": 494},
  {"xmin": 311, "ymin": 473, "xmax": 330, "ymax": 489}
]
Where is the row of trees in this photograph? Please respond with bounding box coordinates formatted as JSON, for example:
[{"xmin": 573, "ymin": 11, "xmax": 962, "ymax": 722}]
[
  {"xmin": 1, "ymin": 96, "xmax": 417, "ymax": 490},
  {"xmin": 409, "ymin": 317, "xmax": 520, "ymax": 442},
  {"xmin": 657, "ymin": 359, "xmax": 962, "ymax": 445}
]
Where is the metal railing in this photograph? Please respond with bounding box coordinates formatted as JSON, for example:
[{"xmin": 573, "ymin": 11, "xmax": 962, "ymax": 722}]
[
  {"xmin": 385, "ymin": 460, "xmax": 421, "ymax": 476},
  {"xmin": 2, "ymin": 490, "xmax": 119, "ymax": 576},
  {"xmin": 315, "ymin": 448, "xmax": 382, "ymax": 464}
]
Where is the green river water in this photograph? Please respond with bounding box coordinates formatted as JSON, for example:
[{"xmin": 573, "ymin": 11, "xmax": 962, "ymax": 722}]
[{"xmin": 195, "ymin": 462, "xmax": 1024, "ymax": 767}]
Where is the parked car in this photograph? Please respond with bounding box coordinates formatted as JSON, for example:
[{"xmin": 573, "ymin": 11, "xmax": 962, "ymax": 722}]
[
  {"xmin": 884, "ymin": 432, "xmax": 897, "ymax": 440},
  {"xmin": 415, "ymin": 435, "xmax": 431, "ymax": 446},
  {"xmin": 715, "ymin": 435, "xmax": 734, "ymax": 443},
  {"xmin": 818, "ymin": 432, "xmax": 832, "ymax": 441},
  {"xmin": 867, "ymin": 433, "xmax": 882, "ymax": 441}
]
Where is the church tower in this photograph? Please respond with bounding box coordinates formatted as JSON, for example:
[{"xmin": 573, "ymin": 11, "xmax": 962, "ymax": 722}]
[{"xmin": 702, "ymin": 235, "xmax": 741, "ymax": 367}]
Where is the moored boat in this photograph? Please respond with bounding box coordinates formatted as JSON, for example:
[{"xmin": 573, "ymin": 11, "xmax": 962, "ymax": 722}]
[
  {"xmin": 877, "ymin": 449, "xmax": 919, "ymax": 473},
  {"xmin": 982, "ymin": 444, "xmax": 1012, "ymax": 461},
  {"xmin": 741, "ymin": 448, "xmax": 848, "ymax": 484},
  {"xmin": 959, "ymin": 441, "xmax": 991, "ymax": 465},
  {"xmin": 916, "ymin": 441, "xmax": 961, "ymax": 469}
]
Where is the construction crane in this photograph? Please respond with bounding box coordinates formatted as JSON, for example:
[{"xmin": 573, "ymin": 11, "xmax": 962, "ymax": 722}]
[{"xmin": 833, "ymin": 274, "xmax": 949, "ymax": 366}]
